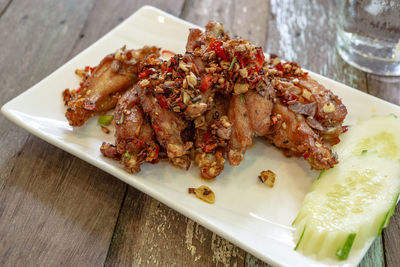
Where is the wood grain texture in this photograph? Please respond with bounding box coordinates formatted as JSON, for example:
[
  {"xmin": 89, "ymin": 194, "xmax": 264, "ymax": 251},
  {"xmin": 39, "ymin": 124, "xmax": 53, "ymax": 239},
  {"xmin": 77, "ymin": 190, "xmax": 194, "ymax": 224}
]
[
  {"xmin": 267, "ymin": 0, "xmax": 368, "ymax": 92},
  {"xmin": 1, "ymin": 0, "xmax": 399, "ymax": 266},
  {"xmin": 0, "ymin": 0, "xmax": 126, "ymax": 266},
  {"xmin": 105, "ymin": 187, "xmax": 245, "ymax": 267},
  {"xmin": 181, "ymin": 0, "xmax": 268, "ymax": 46},
  {"xmin": 0, "ymin": 0, "xmax": 11, "ymax": 17},
  {"xmin": 68, "ymin": 0, "xmax": 185, "ymax": 59},
  {"xmin": 383, "ymin": 204, "xmax": 400, "ymax": 267}
]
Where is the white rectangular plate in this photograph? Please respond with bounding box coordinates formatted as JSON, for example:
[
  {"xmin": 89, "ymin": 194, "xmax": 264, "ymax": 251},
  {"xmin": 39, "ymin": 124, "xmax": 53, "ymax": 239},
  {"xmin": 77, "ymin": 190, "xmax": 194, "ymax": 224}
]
[{"xmin": 2, "ymin": 6, "xmax": 399, "ymax": 267}]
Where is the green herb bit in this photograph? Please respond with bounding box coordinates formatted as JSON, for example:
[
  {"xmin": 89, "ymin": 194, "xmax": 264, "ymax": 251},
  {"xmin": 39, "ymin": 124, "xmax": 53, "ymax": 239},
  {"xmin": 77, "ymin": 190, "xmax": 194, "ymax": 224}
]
[
  {"xmin": 240, "ymin": 94, "xmax": 245, "ymax": 104},
  {"xmin": 336, "ymin": 233, "xmax": 356, "ymax": 260},
  {"xmin": 317, "ymin": 170, "xmax": 325, "ymax": 179},
  {"xmin": 122, "ymin": 151, "xmax": 131, "ymax": 162},
  {"xmin": 361, "ymin": 149, "xmax": 368, "ymax": 155},
  {"xmin": 229, "ymin": 56, "xmax": 237, "ymax": 71},
  {"xmin": 98, "ymin": 115, "xmax": 114, "ymax": 126}
]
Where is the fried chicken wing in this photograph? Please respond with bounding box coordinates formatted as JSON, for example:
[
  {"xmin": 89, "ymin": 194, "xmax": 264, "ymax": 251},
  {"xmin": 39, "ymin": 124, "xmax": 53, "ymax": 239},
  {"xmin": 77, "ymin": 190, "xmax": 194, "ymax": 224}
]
[
  {"xmin": 265, "ymin": 57, "xmax": 347, "ymax": 145},
  {"xmin": 136, "ymin": 83, "xmax": 192, "ymax": 159},
  {"xmin": 227, "ymin": 83, "xmax": 274, "ymax": 166},
  {"xmin": 90, "ymin": 20, "xmax": 348, "ymax": 177},
  {"xmin": 266, "ymin": 103, "xmax": 338, "ymax": 170},
  {"xmin": 227, "ymin": 94, "xmax": 253, "ymax": 166},
  {"xmin": 100, "ymin": 88, "xmax": 158, "ymax": 173},
  {"xmin": 64, "ymin": 46, "xmax": 160, "ymax": 126},
  {"xmin": 194, "ymin": 94, "xmax": 230, "ymax": 179}
]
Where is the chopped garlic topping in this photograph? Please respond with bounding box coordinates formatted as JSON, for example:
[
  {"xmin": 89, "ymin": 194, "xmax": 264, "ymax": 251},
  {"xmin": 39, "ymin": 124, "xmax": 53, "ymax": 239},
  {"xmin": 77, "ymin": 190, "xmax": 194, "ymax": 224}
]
[{"xmin": 323, "ymin": 103, "xmax": 335, "ymax": 113}]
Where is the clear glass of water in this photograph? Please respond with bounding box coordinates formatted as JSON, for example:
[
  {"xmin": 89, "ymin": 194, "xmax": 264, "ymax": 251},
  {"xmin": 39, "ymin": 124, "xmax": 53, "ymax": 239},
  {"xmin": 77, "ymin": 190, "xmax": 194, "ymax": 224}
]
[{"xmin": 336, "ymin": 0, "xmax": 400, "ymax": 76}]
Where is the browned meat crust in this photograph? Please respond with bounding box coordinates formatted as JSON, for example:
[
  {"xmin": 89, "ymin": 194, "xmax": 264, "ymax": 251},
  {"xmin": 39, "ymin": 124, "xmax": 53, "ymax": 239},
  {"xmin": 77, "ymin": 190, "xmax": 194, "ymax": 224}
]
[
  {"xmin": 61, "ymin": 20, "xmax": 348, "ymax": 178},
  {"xmin": 194, "ymin": 94, "xmax": 230, "ymax": 179},
  {"xmin": 101, "ymin": 88, "xmax": 159, "ymax": 173},
  {"xmin": 227, "ymin": 84, "xmax": 274, "ymax": 166},
  {"xmin": 266, "ymin": 104, "xmax": 338, "ymax": 170},
  {"xmin": 64, "ymin": 46, "xmax": 160, "ymax": 126}
]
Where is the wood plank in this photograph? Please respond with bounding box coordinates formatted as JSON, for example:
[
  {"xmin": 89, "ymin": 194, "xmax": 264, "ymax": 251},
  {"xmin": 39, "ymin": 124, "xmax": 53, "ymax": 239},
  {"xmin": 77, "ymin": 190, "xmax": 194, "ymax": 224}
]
[
  {"xmin": 105, "ymin": 187, "xmax": 246, "ymax": 266},
  {"xmin": 0, "ymin": 0, "xmax": 127, "ymax": 266},
  {"xmin": 181, "ymin": 0, "xmax": 269, "ymax": 46},
  {"xmin": 267, "ymin": 0, "xmax": 368, "ymax": 92},
  {"xmin": 0, "ymin": 0, "xmax": 11, "ymax": 16},
  {"xmin": 68, "ymin": 0, "xmax": 185, "ymax": 59},
  {"xmin": 105, "ymin": 0, "xmax": 269, "ymax": 266},
  {"xmin": 366, "ymin": 74, "xmax": 400, "ymax": 105},
  {"xmin": 366, "ymin": 74, "xmax": 400, "ymax": 267},
  {"xmin": 383, "ymin": 204, "xmax": 400, "ymax": 267},
  {"xmin": 0, "ymin": 136, "xmax": 125, "ymax": 266}
]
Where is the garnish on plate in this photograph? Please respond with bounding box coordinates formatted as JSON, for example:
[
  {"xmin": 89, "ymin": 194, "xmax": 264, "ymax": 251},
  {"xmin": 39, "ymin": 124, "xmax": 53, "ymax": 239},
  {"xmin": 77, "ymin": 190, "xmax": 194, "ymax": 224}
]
[{"xmin": 293, "ymin": 115, "xmax": 400, "ymax": 260}]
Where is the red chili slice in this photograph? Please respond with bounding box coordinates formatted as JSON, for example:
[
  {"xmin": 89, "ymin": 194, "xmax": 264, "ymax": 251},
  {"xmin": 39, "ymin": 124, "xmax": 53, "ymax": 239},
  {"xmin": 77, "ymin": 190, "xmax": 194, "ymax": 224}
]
[
  {"xmin": 303, "ymin": 151, "xmax": 310, "ymax": 159},
  {"xmin": 208, "ymin": 39, "xmax": 227, "ymax": 60},
  {"xmin": 154, "ymin": 145, "xmax": 160, "ymax": 159},
  {"xmin": 276, "ymin": 63, "xmax": 284, "ymax": 71},
  {"xmin": 203, "ymin": 132, "xmax": 211, "ymax": 140},
  {"xmin": 200, "ymin": 74, "xmax": 213, "ymax": 92},
  {"xmin": 153, "ymin": 122, "xmax": 161, "ymax": 132},
  {"xmin": 133, "ymin": 139, "xmax": 145, "ymax": 148},
  {"xmin": 254, "ymin": 47, "xmax": 265, "ymax": 70},
  {"xmin": 156, "ymin": 95, "xmax": 169, "ymax": 109},
  {"xmin": 139, "ymin": 69, "xmax": 151, "ymax": 79}
]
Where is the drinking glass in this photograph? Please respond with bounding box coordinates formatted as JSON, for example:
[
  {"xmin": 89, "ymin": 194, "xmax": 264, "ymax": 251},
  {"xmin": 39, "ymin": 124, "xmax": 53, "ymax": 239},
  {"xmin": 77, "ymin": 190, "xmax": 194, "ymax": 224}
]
[{"xmin": 336, "ymin": 0, "xmax": 400, "ymax": 76}]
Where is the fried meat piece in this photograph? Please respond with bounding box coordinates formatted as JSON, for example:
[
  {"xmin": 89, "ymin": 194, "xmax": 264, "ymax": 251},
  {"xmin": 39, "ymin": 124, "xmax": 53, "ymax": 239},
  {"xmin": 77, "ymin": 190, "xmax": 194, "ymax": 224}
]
[
  {"xmin": 100, "ymin": 88, "xmax": 158, "ymax": 173},
  {"xmin": 265, "ymin": 57, "xmax": 347, "ymax": 145},
  {"xmin": 227, "ymin": 94, "xmax": 253, "ymax": 166},
  {"xmin": 194, "ymin": 94, "xmax": 230, "ymax": 179},
  {"xmin": 97, "ymin": 21, "xmax": 347, "ymax": 176},
  {"xmin": 136, "ymin": 83, "xmax": 193, "ymax": 160},
  {"xmin": 227, "ymin": 85, "xmax": 274, "ymax": 166},
  {"xmin": 266, "ymin": 103, "xmax": 338, "ymax": 170},
  {"xmin": 64, "ymin": 46, "xmax": 160, "ymax": 126}
]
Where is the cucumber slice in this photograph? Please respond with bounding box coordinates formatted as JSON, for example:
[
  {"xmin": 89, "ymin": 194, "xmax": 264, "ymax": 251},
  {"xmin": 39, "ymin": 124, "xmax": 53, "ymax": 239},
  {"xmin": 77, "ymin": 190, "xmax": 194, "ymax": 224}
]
[
  {"xmin": 293, "ymin": 115, "xmax": 400, "ymax": 260},
  {"xmin": 378, "ymin": 192, "xmax": 400, "ymax": 235},
  {"xmin": 294, "ymin": 226, "xmax": 306, "ymax": 250},
  {"xmin": 336, "ymin": 233, "xmax": 356, "ymax": 260}
]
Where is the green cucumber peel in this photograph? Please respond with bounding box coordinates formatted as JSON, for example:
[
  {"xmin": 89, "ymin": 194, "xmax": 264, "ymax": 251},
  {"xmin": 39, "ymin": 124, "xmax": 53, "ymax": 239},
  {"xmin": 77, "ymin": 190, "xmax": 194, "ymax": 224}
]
[
  {"xmin": 336, "ymin": 233, "xmax": 356, "ymax": 260},
  {"xmin": 378, "ymin": 192, "xmax": 400, "ymax": 235},
  {"xmin": 294, "ymin": 226, "xmax": 306, "ymax": 250},
  {"xmin": 291, "ymin": 212, "xmax": 301, "ymax": 226}
]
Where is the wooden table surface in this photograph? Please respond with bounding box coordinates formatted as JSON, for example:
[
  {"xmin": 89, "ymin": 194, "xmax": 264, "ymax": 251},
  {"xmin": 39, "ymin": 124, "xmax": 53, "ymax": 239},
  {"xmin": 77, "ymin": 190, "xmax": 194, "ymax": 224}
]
[{"xmin": 1, "ymin": 0, "xmax": 399, "ymax": 266}]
